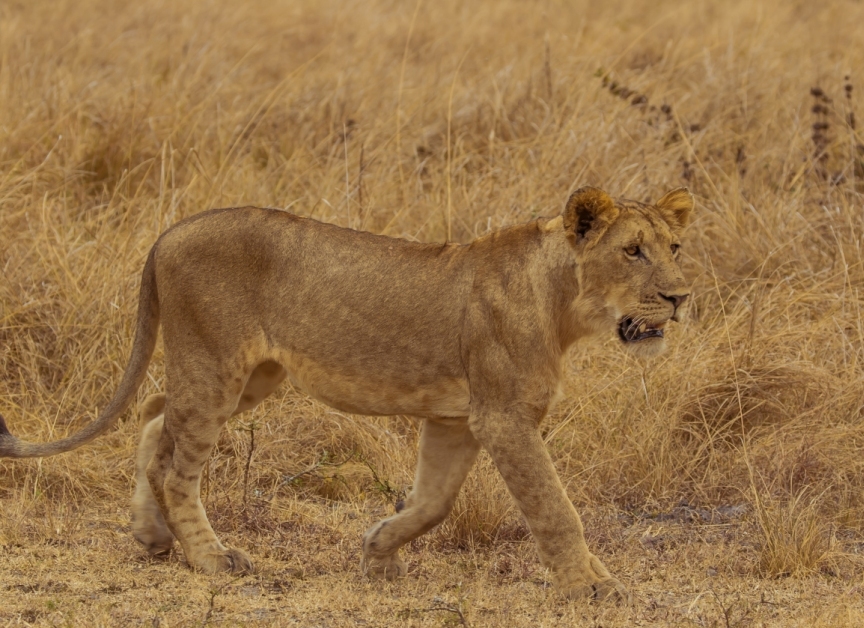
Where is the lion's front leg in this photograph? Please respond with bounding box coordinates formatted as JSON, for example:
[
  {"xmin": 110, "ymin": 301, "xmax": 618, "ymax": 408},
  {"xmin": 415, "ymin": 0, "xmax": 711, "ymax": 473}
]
[
  {"xmin": 468, "ymin": 408, "xmax": 630, "ymax": 604},
  {"xmin": 362, "ymin": 418, "xmax": 481, "ymax": 580}
]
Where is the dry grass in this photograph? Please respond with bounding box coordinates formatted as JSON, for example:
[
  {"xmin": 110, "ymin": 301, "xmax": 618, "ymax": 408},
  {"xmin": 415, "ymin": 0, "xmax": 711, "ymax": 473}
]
[{"xmin": 2, "ymin": 0, "xmax": 864, "ymax": 625}]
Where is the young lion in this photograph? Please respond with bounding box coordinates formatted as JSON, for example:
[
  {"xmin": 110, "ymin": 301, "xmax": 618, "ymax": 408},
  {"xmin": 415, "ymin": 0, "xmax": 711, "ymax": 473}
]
[{"xmin": 0, "ymin": 186, "xmax": 693, "ymax": 603}]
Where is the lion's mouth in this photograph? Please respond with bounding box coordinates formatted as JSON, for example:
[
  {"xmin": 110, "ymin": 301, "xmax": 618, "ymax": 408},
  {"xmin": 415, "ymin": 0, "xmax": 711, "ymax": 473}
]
[{"xmin": 618, "ymin": 317, "xmax": 665, "ymax": 343}]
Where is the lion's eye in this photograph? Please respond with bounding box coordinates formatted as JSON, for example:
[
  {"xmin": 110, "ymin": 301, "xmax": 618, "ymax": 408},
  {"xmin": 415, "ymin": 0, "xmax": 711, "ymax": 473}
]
[
  {"xmin": 671, "ymin": 243, "xmax": 680, "ymax": 255},
  {"xmin": 624, "ymin": 245, "xmax": 640, "ymax": 257}
]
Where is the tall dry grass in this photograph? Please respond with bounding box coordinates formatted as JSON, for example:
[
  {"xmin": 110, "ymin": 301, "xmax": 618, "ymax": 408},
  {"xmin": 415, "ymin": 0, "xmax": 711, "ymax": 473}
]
[{"xmin": 1, "ymin": 0, "xmax": 864, "ymax": 586}]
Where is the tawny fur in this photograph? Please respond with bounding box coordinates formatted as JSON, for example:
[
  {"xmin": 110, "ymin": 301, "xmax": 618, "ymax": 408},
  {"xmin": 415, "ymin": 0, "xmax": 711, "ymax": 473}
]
[{"xmin": 0, "ymin": 186, "xmax": 693, "ymax": 604}]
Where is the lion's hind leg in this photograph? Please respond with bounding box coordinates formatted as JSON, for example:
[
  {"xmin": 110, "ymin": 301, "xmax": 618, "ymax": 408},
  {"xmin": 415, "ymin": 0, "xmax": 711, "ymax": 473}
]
[
  {"xmin": 136, "ymin": 359, "xmax": 284, "ymax": 572},
  {"xmin": 131, "ymin": 393, "xmax": 175, "ymax": 556},
  {"xmin": 146, "ymin": 365, "xmax": 254, "ymax": 575},
  {"xmin": 362, "ymin": 419, "xmax": 480, "ymax": 580}
]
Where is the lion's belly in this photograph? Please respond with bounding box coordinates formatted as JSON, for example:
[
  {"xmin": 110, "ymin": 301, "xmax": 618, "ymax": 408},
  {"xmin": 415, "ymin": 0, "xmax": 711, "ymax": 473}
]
[{"xmin": 280, "ymin": 354, "xmax": 471, "ymax": 418}]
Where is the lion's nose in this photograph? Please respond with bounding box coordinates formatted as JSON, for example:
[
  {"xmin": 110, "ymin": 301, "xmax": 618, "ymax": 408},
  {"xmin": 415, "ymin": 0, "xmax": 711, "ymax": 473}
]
[{"xmin": 659, "ymin": 292, "xmax": 689, "ymax": 310}]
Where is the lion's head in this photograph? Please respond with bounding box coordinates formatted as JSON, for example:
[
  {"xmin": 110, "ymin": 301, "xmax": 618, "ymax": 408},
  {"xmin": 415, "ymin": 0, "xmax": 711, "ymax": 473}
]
[{"xmin": 563, "ymin": 186, "xmax": 694, "ymax": 357}]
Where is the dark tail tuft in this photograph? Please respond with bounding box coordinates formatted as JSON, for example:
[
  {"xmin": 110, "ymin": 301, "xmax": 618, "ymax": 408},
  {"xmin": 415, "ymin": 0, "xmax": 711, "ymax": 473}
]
[{"xmin": 0, "ymin": 414, "xmax": 10, "ymax": 436}]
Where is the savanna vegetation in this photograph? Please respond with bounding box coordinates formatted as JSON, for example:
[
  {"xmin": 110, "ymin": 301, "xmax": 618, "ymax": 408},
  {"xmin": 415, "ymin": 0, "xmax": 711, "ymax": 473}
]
[{"xmin": 1, "ymin": 0, "xmax": 863, "ymax": 625}]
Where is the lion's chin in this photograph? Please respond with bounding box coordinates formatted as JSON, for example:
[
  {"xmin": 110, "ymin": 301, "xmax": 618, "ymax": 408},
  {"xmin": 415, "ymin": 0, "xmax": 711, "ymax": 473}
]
[{"xmin": 620, "ymin": 335, "xmax": 667, "ymax": 358}]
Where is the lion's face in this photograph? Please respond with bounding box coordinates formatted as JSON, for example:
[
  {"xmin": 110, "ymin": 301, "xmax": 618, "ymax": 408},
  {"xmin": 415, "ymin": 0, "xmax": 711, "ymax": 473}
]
[{"xmin": 564, "ymin": 187, "xmax": 693, "ymax": 358}]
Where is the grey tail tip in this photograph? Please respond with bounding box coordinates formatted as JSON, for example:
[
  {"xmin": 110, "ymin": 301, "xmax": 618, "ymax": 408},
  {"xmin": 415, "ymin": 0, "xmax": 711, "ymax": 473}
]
[{"xmin": 0, "ymin": 413, "xmax": 11, "ymax": 436}]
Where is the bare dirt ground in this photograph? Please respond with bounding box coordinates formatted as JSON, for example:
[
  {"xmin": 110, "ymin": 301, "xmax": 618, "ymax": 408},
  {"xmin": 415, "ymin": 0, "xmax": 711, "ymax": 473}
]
[
  {"xmin": 2, "ymin": 0, "xmax": 864, "ymax": 625},
  {"xmin": 3, "ymin": 495, "xmax": 863, "ymax": 627}
]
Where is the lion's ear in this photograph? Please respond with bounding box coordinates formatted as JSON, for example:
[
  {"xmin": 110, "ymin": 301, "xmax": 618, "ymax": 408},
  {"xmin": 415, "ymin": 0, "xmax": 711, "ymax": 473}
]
[
  {"xmin": 655, "ymin": 188, "xmax": 694, "ymax": 231},
  {"xmin": 563, "ymin": 187, "xmax": 619, "ymax": 242}
]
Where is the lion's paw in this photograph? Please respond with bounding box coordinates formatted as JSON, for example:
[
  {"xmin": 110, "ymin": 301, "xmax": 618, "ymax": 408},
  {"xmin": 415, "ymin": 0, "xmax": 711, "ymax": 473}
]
[
  {"xmin": 591, "ymin": 577, "xmax": 631, "ymax": 604},
  {"xmin": 361, "ymin": 552, "xmax": 407, "ymax": 581},
  {"xmin": 559, "ymin": 577, "xmax": 630, "ymax": 604},
  {"xmin": 558, "ymin": 583, "xmax": 596, "ymax": 600},
  {"xmin": 191, "ymin": 548, "xmax": 255, "ymax": 575},
  {"xmin": 135, "ymin": 533, "xmax": 174, "ymax": 557},
  {"xmin": 131, "ymin": 506, "xmax": 175, "ymax": 556}
]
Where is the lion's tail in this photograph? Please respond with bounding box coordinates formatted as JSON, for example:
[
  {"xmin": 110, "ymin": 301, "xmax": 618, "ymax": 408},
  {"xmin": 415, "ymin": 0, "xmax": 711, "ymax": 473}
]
[{"xmin": 0, "ymin": 246, "xmax": 160, "ymax": 459}]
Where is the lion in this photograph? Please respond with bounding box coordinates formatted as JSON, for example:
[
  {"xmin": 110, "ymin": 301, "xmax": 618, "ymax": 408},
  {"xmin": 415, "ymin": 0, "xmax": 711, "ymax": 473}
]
[{"xmin": 0, "ymin": 186, "xmax": 693, "ymax": 603}]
